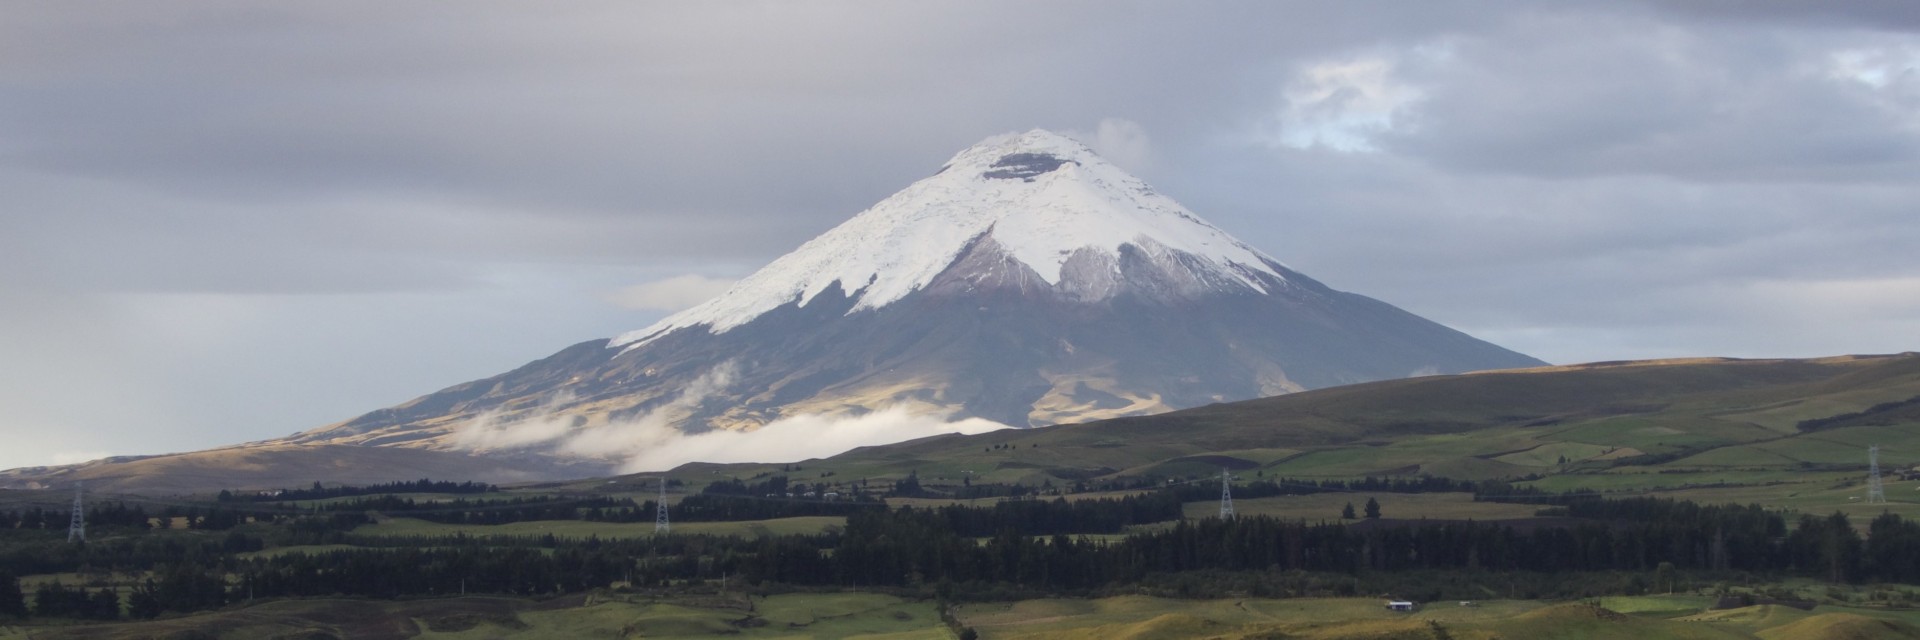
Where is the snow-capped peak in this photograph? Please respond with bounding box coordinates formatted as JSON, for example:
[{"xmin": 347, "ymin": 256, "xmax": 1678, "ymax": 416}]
[{"xmin": 612, "ymin": 129, "xmax": 1287, "ymax": 349}]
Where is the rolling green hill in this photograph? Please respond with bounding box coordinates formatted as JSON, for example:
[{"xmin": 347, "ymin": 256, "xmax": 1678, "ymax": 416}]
[
  {"xmin": 652, "ymin": 353, "xmax": 1920, "ymax": 517},
  {"xmin": 11, "ymin": 352, "xmax": 1917, "ymax": 514}
]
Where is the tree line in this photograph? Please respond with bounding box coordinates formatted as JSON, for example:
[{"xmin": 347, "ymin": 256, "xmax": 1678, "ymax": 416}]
[
  {"xmin": 0, "ymin": 501, "xmax": 156, "ymax": 532},
  {"xmin": 770, "ymin": 505, "xmax": 1917, "ymax": 591},
  {"xmin": 1169, "ymin": 476, "xmax": 1482, "ymax": 503},
  {"xmin": 14, "ymin": 499, "xmax": 1920, "ymax": 620}
]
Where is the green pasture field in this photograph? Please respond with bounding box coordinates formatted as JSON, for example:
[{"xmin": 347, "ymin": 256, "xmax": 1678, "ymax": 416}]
[
  {"xmin": 237, "ymin": 544, "xmax": 364, "ymax": 559},
  {"xmin": 1669, "ymin": 424, "xmax": 1920, "ymax": 468},
  {"xmin": 1230, "ymin": 422, "xmax": 1666, "ymax": 480},
  {"xmin": 420, "ymin": 593, "xmax": 949, "ymax": 639},
  {"xmin": 1493, "ymin": 441, "xmax": 1618, "ymax": 467},
  {"xmin": 600, "ymin": 356, "xmax": 1920, "ymax": 531},
  {"xmin": 956, "ymin": 594, "xmax": 1920, "ymax": 640},
  {"xmin": 1681, "ymin": 604, "xmax": 1817, "ymax": 634},
  {"xmin": 1709, "ymin": 381, "xmax": 1920, "ymax": 433},
  {"xmin": 1596, "ymin": 594, "xmax": 1715, "ymax": 616},
  {"xmin": 17, "ymin": 575, "xmax": 1920, "ymax": 639},
  {"xmin": 9, "ymin": 592, "xmax": 951, "ymax": 640},
  {"xmin": 1255, "ymin": 447, "xmax": 1430, "ymax": 478},
  {"xmin": 1517, "ymin": 468, "xmax": 1863, "ymax": 494},
  {"xmin": 1191, "ymin": 447, "xmax": 1306, "ymax": 466},
  {"xmin": 1541, "ymin": 416, "xmax": 1758, "ymax": 454},
  {"xmin": 958, "ymin": 596, "xmax": 1558, "ymax": 639}
]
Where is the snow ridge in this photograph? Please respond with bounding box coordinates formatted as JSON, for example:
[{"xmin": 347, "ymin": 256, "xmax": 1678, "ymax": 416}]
[{"xmin": 613, "ymin": 129, "xmax": 1286, "ymax": 349}]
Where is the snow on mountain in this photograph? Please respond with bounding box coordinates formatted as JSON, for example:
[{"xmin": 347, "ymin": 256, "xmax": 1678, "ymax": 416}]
[
  {"xmin": 613, "ymin": 129, "xmax": 1286, "ymax": 349},
  {"xmin": 261, "ymin": 127, "xmax": 1546, "ymax": 473}
]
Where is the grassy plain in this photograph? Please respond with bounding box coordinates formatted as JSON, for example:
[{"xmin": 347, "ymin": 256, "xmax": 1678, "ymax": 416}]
[
  {"xmin": 435, "ymin": 593, "xmax": 952, "ymax": 639},
  {"xmin": 11, "ymin": 592, "xmax": 952, "ymax": 640},
  {"xmin": 238, "ymin": 543, "xmax": 364, "ymax": 559},
  {"xmin": 19, "ymin": 589, "xmax": 1920, "ymax": 640},
  {"xmin": 951, "ymin": 595, "xmax": 1920, "ymax": 640},
  {"xmin": 957, "ymin": 595, "xmax": 1544, "ymax": 638}
]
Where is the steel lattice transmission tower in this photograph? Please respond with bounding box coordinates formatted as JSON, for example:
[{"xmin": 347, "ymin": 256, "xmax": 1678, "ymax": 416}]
[
  {"xmin": 1868, "ymin": 445, "xmax": 1887, "ymax": 505},
  {"xmin": 1219, "ymin": 468, "xmax": 1235, "ymax": 519},
  {"xmin": 655, "ymin": 478, "xmax": 671, "ymax": 534},
  {"xmin": 67, "ymin": 482, "xmax": 86, "ymax": 543}
]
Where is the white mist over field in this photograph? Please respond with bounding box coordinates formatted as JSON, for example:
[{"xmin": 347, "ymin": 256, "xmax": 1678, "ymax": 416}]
[{"xmin": 451, "ymin": 361, "xmax": 1008, "ymax": 472}]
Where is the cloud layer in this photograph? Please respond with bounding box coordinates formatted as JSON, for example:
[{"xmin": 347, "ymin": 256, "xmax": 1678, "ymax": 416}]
[
  {"xmin": 612, "ymin": 409, "xmax": 1010, "ymax": 474},
  {"xmin": 604, "ymin": 275, "xmax": 739, "ymax": 312},
  {"xmin": 451, "ymin": 361, "xmax": 1007, "ymax": 473}
]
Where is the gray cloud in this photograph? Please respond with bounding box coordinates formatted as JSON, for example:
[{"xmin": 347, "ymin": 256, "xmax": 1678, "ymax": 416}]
[
  {"xmin": 605, "ymin": 275, "xmax": 739, "ymax": 312},
  {"xmin": 1380, "ymin": 11, "xmax": 1920, "ymax": 181},
  {"xmin": 2, "ymin": 2, "xmax": 1918, "ymax": 468},
  {"xmin": 1641, "ymin": 2, "xmax": 1920, "ymax": 31}
]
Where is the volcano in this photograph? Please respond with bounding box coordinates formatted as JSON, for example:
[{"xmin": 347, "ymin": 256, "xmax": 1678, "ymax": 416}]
[{"xmin": 288, "ymin": 129, "xmax": 1545, "ymax": 462}]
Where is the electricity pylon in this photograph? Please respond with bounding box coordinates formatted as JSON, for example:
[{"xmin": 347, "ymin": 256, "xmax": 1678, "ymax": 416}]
[
  {"xmin": 67, "ymin": 482, "xmax": 86, "ymax": 543},
  {"xmin": 655, "ymin": 478, "xmax": 671, "ymax": 533},
  {"xmin": 1220, "ymin": 468, "xmax": 1235, "ymax": 519},
  {"xmin": 1869, "ymin": 445, "xmax": 1887, "ymax": 505}
]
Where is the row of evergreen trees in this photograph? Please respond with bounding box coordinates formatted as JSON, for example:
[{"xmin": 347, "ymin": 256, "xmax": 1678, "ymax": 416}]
[
  {"xmin": 0, "ymin": 475, "xmax": 1532, "ymax": 538},
  {"xmin": 781, "ymin": 506, "xmax": 1920, "ymax": 589},
  {"xmin": 0, "ymin": 564, "xmax": 243, "ymax": 621},
  {"xmin": 0, "ymin": 502, "xmax": 271, "ymax": 533},
  {"xmin": 0, "ymin": 502, "xmax": 157, "ymax": 531},
  {"xmin": 11, "ymin": 505, "xmax": 1920, "ymax": 619}
]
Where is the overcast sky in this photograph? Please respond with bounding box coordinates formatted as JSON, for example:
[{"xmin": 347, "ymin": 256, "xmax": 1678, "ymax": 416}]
[{"xmin": 4, "ymin": 1, "xmax": 1919, "ymax": 470}]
